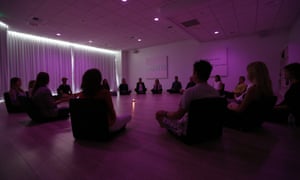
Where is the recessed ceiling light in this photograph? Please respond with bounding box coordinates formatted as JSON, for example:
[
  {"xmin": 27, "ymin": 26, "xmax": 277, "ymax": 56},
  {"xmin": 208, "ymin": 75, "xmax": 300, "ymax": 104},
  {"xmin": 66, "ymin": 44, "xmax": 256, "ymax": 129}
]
[
  {"xmin": 214, "ymin": 31, "xmax": 219, "ymax": 35},
  {"xmin": 88, "ymin": 40, "xmax": 93, "ymax": 43},
  {"xmin": 56, "ymin": 33, "xmax": 61, "ymax": 36},
  {"xmin": 137, "ymin": 38, "xmax": 142, "ymax": 42},
  {"xmin": 121, "ymin": 0, "xmax": 127, "ymax": 2},
  {"xmin": 154, "ymin": 17, "xmax": 159, "ymax": 21}
]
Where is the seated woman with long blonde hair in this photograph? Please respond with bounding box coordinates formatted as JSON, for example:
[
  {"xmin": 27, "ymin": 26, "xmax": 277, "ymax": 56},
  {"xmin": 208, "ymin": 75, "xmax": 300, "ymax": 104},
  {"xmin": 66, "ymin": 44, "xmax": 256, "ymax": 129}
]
[{"xmin": 226, "ymin": 61, "xmax": 275, "ymax": 129}]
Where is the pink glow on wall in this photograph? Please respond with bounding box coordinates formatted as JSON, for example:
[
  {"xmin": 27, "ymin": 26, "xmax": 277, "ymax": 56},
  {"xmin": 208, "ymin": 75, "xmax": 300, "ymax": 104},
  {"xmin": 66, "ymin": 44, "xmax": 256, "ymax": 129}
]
[{"xmin": 127, "ymin": 32, "xmax": 289, "ymax": 95}]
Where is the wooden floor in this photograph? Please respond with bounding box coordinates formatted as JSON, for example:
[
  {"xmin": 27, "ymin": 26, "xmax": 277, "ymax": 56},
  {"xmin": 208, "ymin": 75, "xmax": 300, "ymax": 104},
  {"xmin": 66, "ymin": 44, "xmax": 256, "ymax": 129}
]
[{"xmin": 0, "ymin": 93, "xmax": 300, "ymax": 180}]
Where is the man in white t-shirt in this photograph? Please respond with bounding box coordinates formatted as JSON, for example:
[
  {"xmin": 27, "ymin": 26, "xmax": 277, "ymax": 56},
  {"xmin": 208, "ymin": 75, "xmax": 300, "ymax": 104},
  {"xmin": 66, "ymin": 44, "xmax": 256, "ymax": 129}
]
[{"xmin": 156, "ymin": 60, "xmax": 220, "ymax": 136}]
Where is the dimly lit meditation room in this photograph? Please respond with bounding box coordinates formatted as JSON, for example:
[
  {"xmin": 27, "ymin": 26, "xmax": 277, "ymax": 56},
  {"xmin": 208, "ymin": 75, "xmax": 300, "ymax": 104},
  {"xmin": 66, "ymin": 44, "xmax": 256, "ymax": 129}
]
[{"xmin": 1, "ymin": 0, "xmax": 300, "ymax": 179}]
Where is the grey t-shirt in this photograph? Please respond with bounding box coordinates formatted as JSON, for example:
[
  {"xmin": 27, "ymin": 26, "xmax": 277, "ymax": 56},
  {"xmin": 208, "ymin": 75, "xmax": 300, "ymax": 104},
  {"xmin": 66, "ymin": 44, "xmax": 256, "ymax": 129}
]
[{"xmin": 179, "ymin": 82, "xmax": 220, "ymax": 111}]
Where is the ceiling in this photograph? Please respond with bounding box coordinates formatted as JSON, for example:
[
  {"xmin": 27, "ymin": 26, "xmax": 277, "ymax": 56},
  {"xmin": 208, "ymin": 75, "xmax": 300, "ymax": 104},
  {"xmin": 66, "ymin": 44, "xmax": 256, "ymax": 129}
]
[{"xmin": 0, "ymin": 0, "xmax": 299, "ymax": 51}]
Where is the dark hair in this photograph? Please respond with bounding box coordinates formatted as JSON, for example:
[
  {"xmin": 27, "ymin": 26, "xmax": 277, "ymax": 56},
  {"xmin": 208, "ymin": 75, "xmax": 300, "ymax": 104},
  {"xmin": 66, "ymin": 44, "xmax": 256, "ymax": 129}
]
[
  {"xmin": 28, "ymin": 80, "xmax": 36, "ymax": 89},
  {"xmin": 240, "ymin": 76, "xmax": 246, "ymax": 81},
  {"xmin": 81, "ymin": 68, "xmax": 102, "ymax": 97},
  {"xmin": 32, "ymin": 72, "xmax": 49, "ymax": 95},
  {"xmin": 102, "ymin": 78, "xmax": 110, "ymax": 91},
  {"xmin": 215, "ymin": 75, "xmax": 221, "ymax": 81},
  {"xmin": 10, "ymin": 77, "xmax": 21, "ymax": 89},
  {"xmin": 284, "ymin": 63, "xmax": 300, "ymax": 81},
  {"xmin": 193, "ymin": 60, "xmax": 213, "ymax": 81}
]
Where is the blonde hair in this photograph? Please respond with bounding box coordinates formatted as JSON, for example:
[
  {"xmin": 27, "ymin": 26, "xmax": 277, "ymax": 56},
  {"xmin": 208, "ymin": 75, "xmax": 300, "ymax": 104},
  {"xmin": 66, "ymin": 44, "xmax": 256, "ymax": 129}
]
[{"xmin": 247, "ymin": 61, "xmax": 274, "ymax": 96}]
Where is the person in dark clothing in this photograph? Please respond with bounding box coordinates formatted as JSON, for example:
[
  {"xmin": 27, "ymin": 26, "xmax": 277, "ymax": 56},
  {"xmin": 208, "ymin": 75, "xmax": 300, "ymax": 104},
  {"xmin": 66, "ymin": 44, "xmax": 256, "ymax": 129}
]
[
  {"xmin": 57, "ymin": 77, "xmax": 72, "ymax": 97},
  {"xmin": 167, "ymin": 76, "xmax": 182, "ymax": 94},
  {"xmin": 9, "ymin": 77, "xmax": 26, "ymax": 107},
  {"xmin": 119, "ymin": 78, "xmax": 131, "ymax": 95},
  {"xmin": 273, "ymin": 63, "xmax": 300, "ymax": 126},
  {"xmin": 135, "ymin": 77, "xmax": 147, "ymax": 94},
  {"xmin": 102, "ymin": 78, "xmax": 110, "ymax": 91},
  {"xmin": 151, "ymin": 79, "xmax": 163, "ymax": 94},
  {"xmin": 185, "ymin": 76, "xmax": 196, "ymax": 89}
]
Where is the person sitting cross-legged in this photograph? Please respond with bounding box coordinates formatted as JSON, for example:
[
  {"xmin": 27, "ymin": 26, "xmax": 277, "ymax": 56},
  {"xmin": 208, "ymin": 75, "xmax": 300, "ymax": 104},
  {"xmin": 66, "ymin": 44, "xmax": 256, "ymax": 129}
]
[
  {"xmin": 273, "ymin": 63, "xmax": 300, "ymax": 126},
  {"xmin": 225, "ymin": 61, "xmax": 275, "ymax": 130},
  {"xmin": 135, "ymin": 77, "xmax": 147, "ymax": 94},
  {"xmin": 156, "ymin": 60, "xmax": 220, "ymax": 136},
  {"xmin": 119, "ymin": 78, "xmax": 131, "ymax": 95},
  {"xmin": 57, "ymin": 77, "xmax": 72, "ymax": 98},
  {"xmin": 32, "ymin": 72, "xmax": 70, "ymax": 120},
  {"xmin": 151, "ymin": 79, "xmax": 163, "ymax": 94},
  {"xmin": 167, "ymin": 76, "xmax": 182, "ymax": 94},
  {"xmin": 213, "ymin": 75, "xmax": 225, "ymax": 96},
  {"xmin": 225, "ymin": 76, "xmax": 247, "ymax": 100}
]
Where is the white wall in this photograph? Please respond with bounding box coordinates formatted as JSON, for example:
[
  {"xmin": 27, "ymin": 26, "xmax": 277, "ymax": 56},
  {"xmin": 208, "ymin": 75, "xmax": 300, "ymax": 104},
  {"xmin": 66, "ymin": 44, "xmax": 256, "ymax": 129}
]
[
  {"xmin": 288, "ymin": 16, "xmax": 300, "ymax": 63},
  {"xmin": 126, "ymin": 31, "xmax": 289, "ymax": 95}
]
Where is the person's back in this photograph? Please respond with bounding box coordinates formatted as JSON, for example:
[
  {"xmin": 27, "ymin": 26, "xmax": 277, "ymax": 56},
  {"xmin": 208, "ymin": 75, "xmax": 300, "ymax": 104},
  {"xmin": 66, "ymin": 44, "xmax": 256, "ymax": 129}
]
[
  {"xmin": 285, "ymin": 81, "xmax": 300, "ymax": 104},
  {"xmin": 274, "ymin": 63, "xmax": 300, "ymax": 125},
  {"xmin": 79, "ymin": 88, "xmax": 109, "ymax": 99},
  {"xmin": 228, "ymin": 61, "xmax": 274, "ymax": 113},
  {"xmin": 156, "ymin": 60, "xmax": 219, "ymax": 136},
  {"xmin": 285, "ymin": 82, "xmax": 300, "ymax": 124},
  {"xmin": 79, "ymin": 69, "xmax": 131, "ymax": 132},
  {"xmin": 32, "ymin": 86, "xmax": 58, "ymax": 118},
  {"xmin": 181, "ymin": 83, "xmax": 219, "ymax": 109},
  {"xmin": 226, "ymin": 61, "xmax": 274, "ymax": 129},
  {"xmin": 78, "ymin": 89, "xmax": 115, "ymax": 120},
  {"xmin": 102, "ymin": 79, "xmax": 110, "ymax": 91}
]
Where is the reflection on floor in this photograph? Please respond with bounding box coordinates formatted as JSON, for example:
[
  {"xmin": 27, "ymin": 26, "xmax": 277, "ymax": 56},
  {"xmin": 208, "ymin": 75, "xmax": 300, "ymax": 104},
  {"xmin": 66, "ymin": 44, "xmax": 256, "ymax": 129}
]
[{"xmin": 0, "ymin": 93, "xmax": 299, "ymax": 180}]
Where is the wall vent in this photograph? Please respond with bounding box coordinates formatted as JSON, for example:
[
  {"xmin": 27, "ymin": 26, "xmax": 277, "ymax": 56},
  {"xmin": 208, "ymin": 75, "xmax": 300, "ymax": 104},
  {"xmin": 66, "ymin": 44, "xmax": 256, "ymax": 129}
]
[{"xmin": 181, "ymin": 19, "xmax": 200, "ymax": 27}]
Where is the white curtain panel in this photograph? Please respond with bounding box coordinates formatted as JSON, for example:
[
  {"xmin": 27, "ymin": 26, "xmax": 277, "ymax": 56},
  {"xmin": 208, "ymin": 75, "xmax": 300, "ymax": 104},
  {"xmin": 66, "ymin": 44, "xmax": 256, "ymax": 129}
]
[
  {"xmin": 1, "ymin": 31, "xmax": 118, "ymax": 97},
  {"xmin": 115, "ymin": 52, "xmax": 122, "ymax": 90},
  {"xmin": 73, "ymin": 47, "xmax": 117, "ymax": 93},
  {"xmin": 7, "ymin": 32, "xmax": 72, "ymax": 94},
  {"xmin": 0, "ymin": 24, "xmax": 8, "ymax": 97}
]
